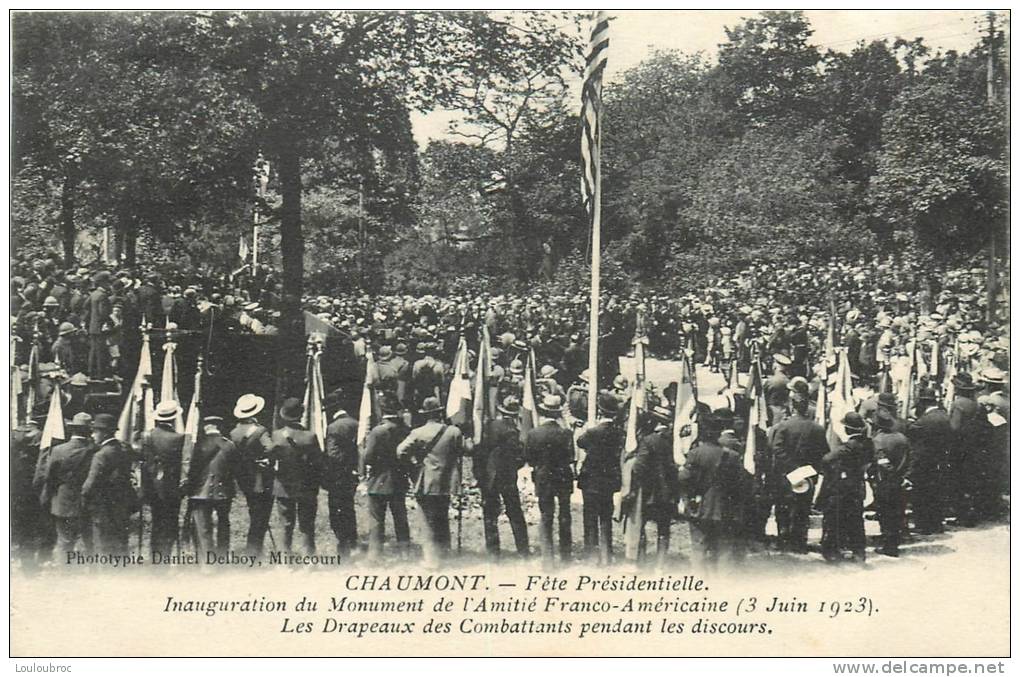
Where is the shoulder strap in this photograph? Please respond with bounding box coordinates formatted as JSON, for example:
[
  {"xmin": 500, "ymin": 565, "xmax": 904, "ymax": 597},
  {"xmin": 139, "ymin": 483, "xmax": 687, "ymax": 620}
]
[{"xmin": 422, "ymin": 424, "xmax": 447, "ymax": 456}]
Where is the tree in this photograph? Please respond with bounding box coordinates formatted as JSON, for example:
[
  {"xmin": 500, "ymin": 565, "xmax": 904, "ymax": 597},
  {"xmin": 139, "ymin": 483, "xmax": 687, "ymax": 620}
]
[
  {"xmin": 716, "ymin": 10, "xmax": 823, "ymax": 129},
  {"xmin": 869, "ymin": 55, "xmax": 1007, "ymax": 258}
]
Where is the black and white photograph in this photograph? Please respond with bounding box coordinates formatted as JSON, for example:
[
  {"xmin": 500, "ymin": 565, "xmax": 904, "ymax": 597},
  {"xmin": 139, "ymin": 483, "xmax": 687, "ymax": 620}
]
[{"xmin": 7, "ymin": 7, "xmax": 1011, "ymax": 661}]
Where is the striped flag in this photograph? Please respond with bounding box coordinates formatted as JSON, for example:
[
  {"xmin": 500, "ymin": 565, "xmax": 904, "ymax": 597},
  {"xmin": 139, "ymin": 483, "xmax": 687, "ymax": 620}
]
[{"xmin": 580, "ymin": 11, "xmax": 609, "ymax": 218}]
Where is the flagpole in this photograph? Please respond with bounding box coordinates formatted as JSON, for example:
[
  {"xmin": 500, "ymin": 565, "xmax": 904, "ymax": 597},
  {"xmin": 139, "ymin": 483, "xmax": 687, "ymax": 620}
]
[{"xmin": 586, "ymin": 117, "xmax": 602, "ymax": 424}]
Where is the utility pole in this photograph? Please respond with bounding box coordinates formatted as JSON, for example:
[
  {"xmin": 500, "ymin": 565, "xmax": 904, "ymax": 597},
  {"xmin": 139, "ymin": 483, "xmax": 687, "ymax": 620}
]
[{"xmin": 985, "ymin": 11, "xmax": 999, "ymax": 324}]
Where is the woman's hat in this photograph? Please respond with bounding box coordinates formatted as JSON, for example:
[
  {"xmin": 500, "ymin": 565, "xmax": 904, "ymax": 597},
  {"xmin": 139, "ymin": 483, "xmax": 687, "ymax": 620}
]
[
  {"xmin": 979, "ymin": 366, "xmax": 1007, "ymax": 385},
  {"xmin": 58, "ymin": 322, "xmax": 77, "ymax": 336},
  {"xmin": 540, "ymin": 365, "xmax": 558, "ymax": 379},
  {"xmin": 154, "ymin": 400, "xmax": 181, "ymax": 422},
  {"xmin": 233, "ymin": 393, "xmax": 266, "ymax": 419},
  {"xmin": 278, "ymin": 397, "xmax": 304, "ymax": 422},
  {"xmin": 509, "ymin": 359, "xmax": 525, "ymax": 375}
]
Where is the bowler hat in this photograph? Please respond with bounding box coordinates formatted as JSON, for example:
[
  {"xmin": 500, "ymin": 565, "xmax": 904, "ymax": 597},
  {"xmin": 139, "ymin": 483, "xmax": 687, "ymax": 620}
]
[
  {"xmin": 877, "ymin": 392, "xmax": 898, "ymax": 411},
  {"xmin": 233, "ymin": 393, "xmax": 266, "ymax": 419},
  {"xmin": 917, "ymin": 387, "xmax": 938, "ymax": 403},
  {"xmin": 92, "ymin": 413, "xmax": 117, "ymax": 431},
  {"xmin": 841, "ymin": 411, "xmax": 867, "ymax": 434},
  {"xmin": 953, "ymin": 372, "xmax": 979, "ymax": 391},
  {"xmin": 279, "ymin": 397, "xmax": 304, "ymax": 422},
  {"xmin": 58, "ymin": 322, "xmax": 77, "ymax": 337},
  {"xmin": 596, "ymin": 391, "xmax": 619, "ymax": 417},
  {"xmin": 394, "ymin": 343, "xmax": 408, "ymax": 356},
  {"xmin": 874, "ymin": 408, "xmax": 896, "ymax": 431}
]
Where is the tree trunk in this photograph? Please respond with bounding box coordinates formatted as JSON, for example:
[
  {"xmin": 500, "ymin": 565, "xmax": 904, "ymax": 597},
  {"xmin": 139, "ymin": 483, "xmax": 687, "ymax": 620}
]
[
  {"xmin": 276, "ymin": 145, "xmax": 306, "ymax": 392},
  {"xmin": 59, "ymin": 176, "xmax": 76, "ymax": 267},
  {"xmin": 124, "ymin": 219, "xmax": 138, "ymax": 267}
]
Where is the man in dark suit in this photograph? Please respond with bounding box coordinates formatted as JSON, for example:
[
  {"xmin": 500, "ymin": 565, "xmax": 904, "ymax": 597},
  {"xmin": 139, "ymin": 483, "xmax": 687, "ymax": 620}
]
[
  {"xmin": 907, "ymin": 388, "xmax": 951, "ymax": 534},
  {"xmin": 270, "ymin": 398, "xmax": 324, "ymax": 554},
  {"xmin": 474, "ymin": 396, "xmax": 529, "ymax": 559},
  {"xmin": 12, "ymin": 411, "xmax": 47, "ymax": 566},
  {"xmin": 42, "ymin": 413, "xmax": 95, "ymax": 557},
  {"xmin": 82, "ymin": 414, "xmax": 135, "ymax": 555},
  {"xmin": 136, "ymin": 272, "xmax": 164, "ymax": 325},
  {"xmin": 140, "ymin": 401, "xmax": 185, "ymax": 558},
  {"xmin": 767, "ymin": 392, "xmax": 828, "ymax": 552},
  {"xmin": 626, "ymin": 404, "xmax": 680, "ymax": 567},
  {"xmin": 398, "ymin": 396, "xmax": 464, "ymax": 568},
  {"xmin": 871, "ymin": 408, "xmax": 910, "ymax": 557},
  {"xmin": 817, "ymin": 412, "xmax": 872, "ymax": 563},
  {"xmin": 524, "ymin": 393, "xmax": 575, "ymax": 565},
  {"xmin": 181, "ymin": 415, "xmax": 240, "ymax": 559},
  {"xmin": 324, "ymin": 392, "xmax": 360, "ymax": 558},
  {"xmin": 230, "ymin": 393, "xmax": 275, "ymax": 557},
  {"xmin": 82, "ymin": 271, "xmax": 112, "ymax": 379},
  {"xmin": 577, "ymin": 391, "xmax": 623, "ymax": 564},
  {"xmin": 363, "ymin": 397, "xmax": 411, "ymax": 562},
  {"xmin": 948, "ymin": 372, "xmax": 989, "ymax": 525},
  {"xmin": 680, "ymin": 411, "xmax": 751, "ymax": 568}
]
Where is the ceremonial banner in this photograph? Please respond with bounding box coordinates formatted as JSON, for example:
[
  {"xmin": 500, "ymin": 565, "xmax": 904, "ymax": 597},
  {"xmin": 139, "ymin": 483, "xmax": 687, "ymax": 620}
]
[
  {"xmin": 672, "ymin": 353, "xmax": 698, "ymax": 465},
  {"xmin": 117, "ymin": 330, "xmax": 153, "ymax": 445},
  {"xmin": 472, "ymin": 326, "xmax": 492, "ymax": 444},
  {"xmin": 519, "ymin": 349, "xmax": 540, "ymax": 442},
  {"xmin": 38, "ymin": 382, "xmax": 65, "ymax": 451},
  {"xmin": 159, "ymin": 338, "xmax": 185, "ymax": 432},
  {"xmin": 624, "ymin": 339, "xmax": 646, "ymax": 453},
  {"xmin": 446, "ymin": 336, "xmax": 472, "ymax": 426},
  {"xmin": 742, "ymin": 360, "xmax": 767, "ymax": 474},
  {"xmin": 302, "ymin": 340, "xmax": 327, "ymax": 450},
  {"xmin": 356, "ymin": 350, "xmax": 378, "ymax": 448}
]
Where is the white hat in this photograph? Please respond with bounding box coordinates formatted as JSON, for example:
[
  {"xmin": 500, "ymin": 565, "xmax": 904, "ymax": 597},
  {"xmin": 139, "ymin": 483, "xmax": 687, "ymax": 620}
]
[
  {"xmin": 233, "ymin": 393, "xmax": 266, "ymax": 419},
  {"xmin": 154, "ymin": 400, "xmax": 181, "ymax": 422}
]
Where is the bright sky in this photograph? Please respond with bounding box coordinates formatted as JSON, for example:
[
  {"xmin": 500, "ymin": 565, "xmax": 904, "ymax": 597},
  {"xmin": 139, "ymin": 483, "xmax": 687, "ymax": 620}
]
[{"xmin": 411, "ymin": 9, "xmax": 994, "ymax": 146}]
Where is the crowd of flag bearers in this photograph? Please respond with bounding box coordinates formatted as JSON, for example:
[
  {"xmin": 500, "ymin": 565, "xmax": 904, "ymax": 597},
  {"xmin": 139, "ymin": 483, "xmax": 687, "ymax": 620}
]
[{"xmin": 10, "ymin": 297, "xmax": 1009, "ymax": 571}]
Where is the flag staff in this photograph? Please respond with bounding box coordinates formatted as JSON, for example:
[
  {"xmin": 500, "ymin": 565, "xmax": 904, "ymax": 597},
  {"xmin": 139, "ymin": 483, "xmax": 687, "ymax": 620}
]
[{"xmin": 582, "ymin": 12, "xmax": 609, "ymax": 423}]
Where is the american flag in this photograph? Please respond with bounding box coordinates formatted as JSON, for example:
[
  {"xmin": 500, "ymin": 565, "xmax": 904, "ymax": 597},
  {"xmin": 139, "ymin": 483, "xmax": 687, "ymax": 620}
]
[{"xmin": 580, "ymin": 11, "xmax": 609, "ymax": 217}]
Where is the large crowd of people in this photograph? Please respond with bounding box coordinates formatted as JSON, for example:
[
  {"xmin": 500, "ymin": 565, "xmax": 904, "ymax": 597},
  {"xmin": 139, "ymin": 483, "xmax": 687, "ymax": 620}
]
[{"xmin": 9, "ymin": 249, "xmax": 1011, "ymax": 571}]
